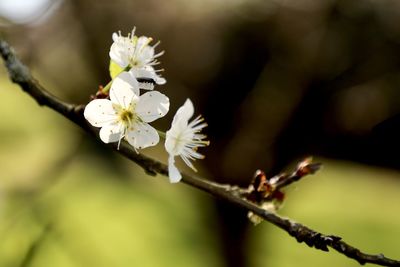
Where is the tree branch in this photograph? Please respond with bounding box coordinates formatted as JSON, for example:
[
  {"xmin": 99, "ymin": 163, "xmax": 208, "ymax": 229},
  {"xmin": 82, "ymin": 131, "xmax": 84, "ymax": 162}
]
[{"xmin": 1, "ymin": 39, "xmax": 399, "ymax": 267}]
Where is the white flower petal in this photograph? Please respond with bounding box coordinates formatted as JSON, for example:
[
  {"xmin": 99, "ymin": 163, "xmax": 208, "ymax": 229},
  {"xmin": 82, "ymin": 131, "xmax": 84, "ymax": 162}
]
[
  {"xmin": 112, "ymin": 32, "xmax": 119, "ymax": 42},
  {"xmin": 140, "ymin": 47, "xmax": 155, "ymax": 63},
  {"xmin": 126, "ymin": 123, "xmax": 159, "ymax": 149},
  {"xmin": 168, "ymin": 156, "xmax": 182, "ymax": 183},
  {"xmin": 164, "ymin": 99, "xmax": 209, "ymax": 177},
  {"xmin": 136, "ymin": 91, "xmax": 169, "ymax": 122},
  {"xmin": 130, "ymin": 68, "xmax": 153, "ymax": 80},
  {"xmin": 84, "ymin": 99, "xmax": 117, "ymax": 127},
  {"xmin": 172, "ymin": 99, "xmax": 194, "ymax": 125},
  {"xmin": 109, "ymin": 30, "xmax": 166, "ymax": 85},
  {"xmin": 130, "ymin": 68, "xmax": 166, "ymax": 85},
  {"xmin": 138, "ymin": 82, "xmax": 155, "ymax": 91},
  {"xmin": 109, "ymin": 43, "xmax": 130, "ymax": 68},
  {"xmin": 165, "ymin": 128, "xmax": 177, "ymax": 155},
  {"xmin": 153, "ymin": 75, "xmax": 166, "ymax": 85},
  {"xmin": 136, "ymin": 36, "xmax": 152, "ymax": 51},
  {"xmin": 136, "ymin": 40, "xmax": 155, "ymax": 62},
  {"xmin": 110, "ymin": 72, "xmax": 139, "ymax": 108},
  {"xmin": 143, "ymin": 66, "xmax": 167, "ymax": 85},
  {"xmin": 165, "ymin": 127, "xmax": 187, "ymax": 156},
  {"xmin": 99, "ymin": 123, "xmax": 123, "ymax": 143}
]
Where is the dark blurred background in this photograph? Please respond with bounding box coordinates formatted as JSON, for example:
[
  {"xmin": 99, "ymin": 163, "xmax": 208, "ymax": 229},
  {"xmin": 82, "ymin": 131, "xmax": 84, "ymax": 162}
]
[{"xmin": 1, "ymin": 0, "xmax": 400, "ymax": 266}]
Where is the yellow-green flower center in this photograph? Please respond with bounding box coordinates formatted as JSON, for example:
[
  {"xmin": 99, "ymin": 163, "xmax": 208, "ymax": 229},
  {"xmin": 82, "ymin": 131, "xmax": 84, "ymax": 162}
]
[
  {"xmin": 131, "ymin": 59, "xmax": 140, "ymax": 67},
  {"xmin": 118, "ymin": 109, "xmax": 135, "ymax": 125}
]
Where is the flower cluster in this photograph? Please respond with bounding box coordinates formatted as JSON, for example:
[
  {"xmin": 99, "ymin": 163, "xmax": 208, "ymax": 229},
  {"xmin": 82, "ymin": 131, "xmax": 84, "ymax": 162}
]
[{"xmin": 84, "ymin": 28, "xmax": 209, "ymax": 183}]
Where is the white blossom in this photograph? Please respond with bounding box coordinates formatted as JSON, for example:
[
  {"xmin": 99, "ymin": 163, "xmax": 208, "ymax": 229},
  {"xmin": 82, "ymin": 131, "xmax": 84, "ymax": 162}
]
[
  {"xmin": 84, "ymin": 72, "xmax": 169, "ymax": 149},
  {"xmin": 109, "ymin": 28, "xmax": 166, "ymax": 85},
  {"xmin": 165, "ymin": 99, "xmax": 209, "ymax": 183}
]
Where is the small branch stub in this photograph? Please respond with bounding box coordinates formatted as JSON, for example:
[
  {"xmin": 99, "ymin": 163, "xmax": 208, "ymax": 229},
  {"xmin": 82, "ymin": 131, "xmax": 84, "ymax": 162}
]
[{"xmin": 246, "ymin": 158, "xmax": 321, "ymax": 225}]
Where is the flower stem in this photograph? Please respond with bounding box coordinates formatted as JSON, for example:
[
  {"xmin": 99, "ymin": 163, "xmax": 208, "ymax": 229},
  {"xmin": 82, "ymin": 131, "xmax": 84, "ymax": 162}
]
[
  {"xmin": 101, "ymin": 65, "xmax": 131, "ymax": 94},
  {"xmin": 101, "ymin": 80, "xmax": 113, "ymax": 94},
  {"xmin": 157, "ymin": 130, "xmax": 166, "ymax": 139}
]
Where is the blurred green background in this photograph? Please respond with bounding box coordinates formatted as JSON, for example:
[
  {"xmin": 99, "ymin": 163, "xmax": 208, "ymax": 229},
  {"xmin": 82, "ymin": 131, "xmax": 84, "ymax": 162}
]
[{"xmin": 1, "ymin": 0, "xmax": 400, "ymax": 266}]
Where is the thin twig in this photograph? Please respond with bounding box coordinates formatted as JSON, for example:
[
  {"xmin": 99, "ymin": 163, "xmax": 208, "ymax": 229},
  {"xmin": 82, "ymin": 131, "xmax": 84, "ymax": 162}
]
[
  {"xmin": 1, "ymin": 39, "xmax": 399, "ymax": 267},
  {"xmin": 273, "ymin": 158, "xmax": 322, "ymax": 191}
]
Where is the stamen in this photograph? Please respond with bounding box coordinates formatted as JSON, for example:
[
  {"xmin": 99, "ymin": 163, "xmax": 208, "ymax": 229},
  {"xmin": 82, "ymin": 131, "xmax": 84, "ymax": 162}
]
[
  {"xmin": 138, "ymin": 82, "xmax": 154, "ymax": 90},
  {"xmin": 117, "ymin": 130, "xmax": 124, "ymax": 150},
  {"xmin": 154, "ymin": 51, "xmax": 165, "ymax": 58},
  {"xmin": 153, "ymin": 41, "xmax": 161, "ymax": 49},
  {"xmin": 145, "ymin": 37, "xmax": 153, "ymax": 46},
  {"xmin": 131, "ymin": 27, "xmax": 136, "ymax": 38}
]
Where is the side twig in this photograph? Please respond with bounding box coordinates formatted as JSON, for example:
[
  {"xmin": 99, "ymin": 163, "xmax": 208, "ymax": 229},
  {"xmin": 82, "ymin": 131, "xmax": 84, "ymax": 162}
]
[{"xmin": 1, "ymin": 39, "xmax": 399, "ymax": 267}]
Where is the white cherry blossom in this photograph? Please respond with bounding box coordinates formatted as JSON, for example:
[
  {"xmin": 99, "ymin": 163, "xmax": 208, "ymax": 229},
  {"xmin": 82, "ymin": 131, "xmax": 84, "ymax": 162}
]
[
  {"xmin": 109, "ymin": 28, "xmax": 166, "ymax": 85},
  {"xmin": 84, "ymin": 72, "xmax": 169, "ymax": 149},
  {"xmin": 165, "ymin": 99, "xmax": 209, "ymax": 183}
]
